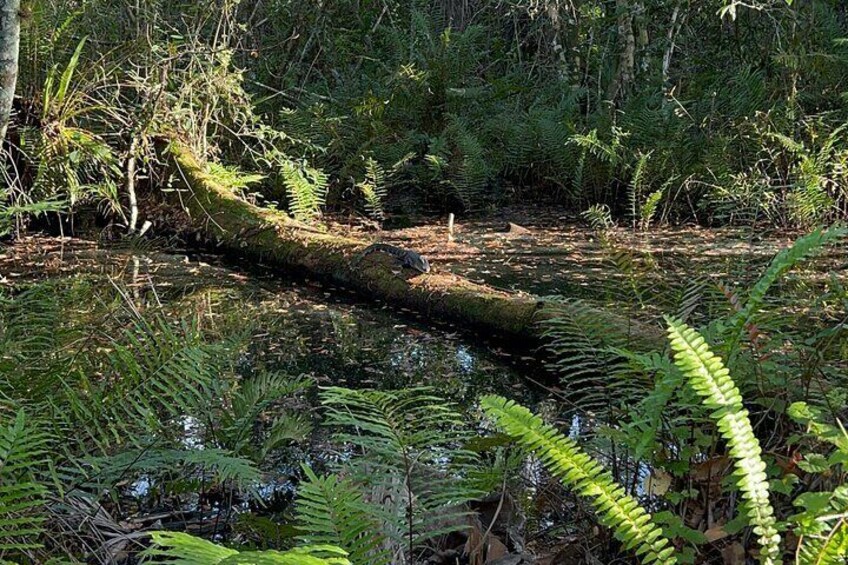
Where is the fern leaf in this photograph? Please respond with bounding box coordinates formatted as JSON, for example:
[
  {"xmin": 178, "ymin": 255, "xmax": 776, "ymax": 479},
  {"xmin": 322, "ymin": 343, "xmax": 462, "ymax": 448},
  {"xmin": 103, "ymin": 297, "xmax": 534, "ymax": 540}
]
[
  {"xmin": 0, "ymin": 410, "xmax": 49, "ymax": 553},
  {"xmin": 144, "ymin": 531, "xmax": 351, "ymax": 565},
  {"xmin": 280, "ymin": 160, "xmax": 327, "ymax": 222},
  {"xmin": 357, "ymin": 157, "xmax": 387, "ymax": 221},
  {"xmin": 793, "ymin": 487, "xmax": 848, "ymax": 565},
  {"xmin": 480, "ymin": 395, "xmax": 676, "ymax": 565},
  {"xmin": 296, "ymin": 465, "xmax": 391, "ymax": 565},
  {"xmin": 320, "ymin": 387, "xmax": 480, "ymax": 553},
  {"xmin": 797, "ymin": 522, "xmax": 848, "ymax": 565},
  {"xmin": 666, "ymin": 318, "xmax": 781, "ymax": 565},
  {"xmin": 730, "ymin": 228, "xmax": 845, "ymax": 346}
]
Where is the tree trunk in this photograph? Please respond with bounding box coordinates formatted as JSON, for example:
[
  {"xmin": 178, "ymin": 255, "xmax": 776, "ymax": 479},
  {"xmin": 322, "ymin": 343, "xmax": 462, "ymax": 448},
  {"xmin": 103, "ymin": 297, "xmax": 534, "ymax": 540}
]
[
  {"xmin": 159, "ymin": 138, "xmax": 662, "ymax": 350},
  {"xmin": 607, "ymin": 0, "xmax": 635, "ymax": 103},
  {"xmin": 0, "ymin": 0, "xmax": 20, "ymax": 144}
]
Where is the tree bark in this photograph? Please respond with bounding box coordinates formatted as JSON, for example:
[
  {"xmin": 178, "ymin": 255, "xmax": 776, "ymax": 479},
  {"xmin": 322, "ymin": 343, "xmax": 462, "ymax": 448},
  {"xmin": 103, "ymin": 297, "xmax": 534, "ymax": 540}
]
[
  {"xmin": 0, "ymin": 0, "xmax": 20, "ymax": 144},
  {"xmin": 160, "ymin": 138, "xmax": 663, "ymax": 349},
  {"xmin": 607, "ymin": 0, "xmax": 636, "ymax": 103}
]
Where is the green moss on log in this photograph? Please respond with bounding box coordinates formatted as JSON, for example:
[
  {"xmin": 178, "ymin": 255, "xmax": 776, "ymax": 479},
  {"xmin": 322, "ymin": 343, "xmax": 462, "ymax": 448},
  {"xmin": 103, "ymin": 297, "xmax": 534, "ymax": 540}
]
[{"xmin": 161, "ymin": 138, "xmax": 661, "ymax": 345}]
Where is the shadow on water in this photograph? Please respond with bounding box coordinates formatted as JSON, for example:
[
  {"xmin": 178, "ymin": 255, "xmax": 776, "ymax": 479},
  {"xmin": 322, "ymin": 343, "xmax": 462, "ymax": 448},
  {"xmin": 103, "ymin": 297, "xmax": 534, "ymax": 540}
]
[{"xmin": 0, "ymin": 237, "xmax": 551, "ymax": 516}]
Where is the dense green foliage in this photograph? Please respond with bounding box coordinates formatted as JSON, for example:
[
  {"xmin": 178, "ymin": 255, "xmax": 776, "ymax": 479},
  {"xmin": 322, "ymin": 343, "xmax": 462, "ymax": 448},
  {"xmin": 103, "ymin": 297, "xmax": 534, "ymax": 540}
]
[
  {"xmin": 0, "ymin": 229, "xmax": 844, "ymax": 563},
  {"xmin": 480, "ymin": 395, "xmax": 677, "ymax": 565},
  {"xmin": 4, "ymin": 0, "xmax": 848, "ymax": 227},
  {"xmin": 2, "ymin": 0, "xmax": 848, "ymax": 563}
]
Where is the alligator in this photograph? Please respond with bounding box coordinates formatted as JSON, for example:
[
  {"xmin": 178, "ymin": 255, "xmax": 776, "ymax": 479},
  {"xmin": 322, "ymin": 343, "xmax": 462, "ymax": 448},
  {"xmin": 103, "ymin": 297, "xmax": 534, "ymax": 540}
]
[{"xmin": 354, "ymin": 243, "xmax": 431, "ymax": 274}]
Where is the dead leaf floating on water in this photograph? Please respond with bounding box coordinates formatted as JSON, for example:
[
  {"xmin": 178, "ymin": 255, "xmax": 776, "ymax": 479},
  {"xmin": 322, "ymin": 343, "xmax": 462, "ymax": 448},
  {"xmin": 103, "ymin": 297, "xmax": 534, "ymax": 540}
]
[{"xmin": 643, "ymin": 469, "xmax": 672, "ymax": 496}]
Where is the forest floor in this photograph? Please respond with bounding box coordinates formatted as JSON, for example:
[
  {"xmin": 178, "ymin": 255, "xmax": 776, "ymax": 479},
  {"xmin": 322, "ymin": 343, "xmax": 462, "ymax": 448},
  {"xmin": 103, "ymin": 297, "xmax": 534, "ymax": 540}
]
[{"xmin": 327, "ymin": 205, "xmax": 836, "ymax": 301}]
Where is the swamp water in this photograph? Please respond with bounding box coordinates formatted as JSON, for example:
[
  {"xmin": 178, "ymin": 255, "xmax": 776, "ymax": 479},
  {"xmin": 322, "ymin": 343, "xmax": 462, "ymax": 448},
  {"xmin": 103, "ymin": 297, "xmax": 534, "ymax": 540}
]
[
  {"xmin": 3, "ymin": 233, "xmax": 836, "ymax": 560},
  {"xmin": 0, "ymin": 238, "xmax": 549, "ymax": 526}
]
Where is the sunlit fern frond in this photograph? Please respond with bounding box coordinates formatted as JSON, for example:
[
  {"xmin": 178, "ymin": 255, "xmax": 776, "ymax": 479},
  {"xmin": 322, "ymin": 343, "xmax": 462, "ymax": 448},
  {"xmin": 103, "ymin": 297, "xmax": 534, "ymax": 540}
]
[
  {"xmin": 626, "ymin": 151, "xmax": 651, "ymax": 229},
  {"xmin": 280, "ymin": 160, "xmax": 328, "ymax": 222},
  {"xmin": 357, "ymin": 157, "xmax": 387, "ymax": 221},
  {"xmin": 143, "ymin": 531, "xmax": 350, "ymax": 565},
  {"xmin": 568, "ymin": 129, "xmax": 622, "ymax": 166},
  {"xmin": 480, "ymin": 395, "xmax": 677, "ymax": 565},
  {"xmin": 727, "ymin": 227, "xmax": 845, "ymax": 351},
  {"xmin": 666, "ymin": 318, "xmax": 781, "ymax": 565},
  {"xmin": 205, "ymin": 163, "xmax": 265, "ymax": 192}
]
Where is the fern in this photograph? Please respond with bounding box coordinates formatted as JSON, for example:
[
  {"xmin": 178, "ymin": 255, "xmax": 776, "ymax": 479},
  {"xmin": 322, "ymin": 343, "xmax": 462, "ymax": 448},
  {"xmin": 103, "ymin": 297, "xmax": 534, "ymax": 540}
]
[
  {"xmin": 640, "ymin": 187, "xmax": 666, "ymax": 230},
  {"xmin": 206, "ymin": 163, "xmax": 265, "ymax": 192},
  {"xmin": 83, "ymin": 447, "xmax": 262, "ymax": 497},
  {"xmin": 793, "ymin": 487, "xmax": 848, "ymax": 565},
  {"xmin": 143, "ymin": 531, "xmax": 350, "ymax": 564},
  {"xmin": 665, "ymin": 318, "xmax": 782, "ymax": 565},
  {"xmin": 627, "ymin": 151, "xmax": 651, "ymax": 230},
  {"xmin": 445, "ymin": 116, "xmax": 491, "ymax": 211},
  {"xmin": 0, "ymin": 410, "xmax": 50, "ymax": 556},
  {"xmin": 280, "ymin": 160, "xmax": 328, "ymax": 222},
  {"xmin": 356, "ymin": 157, "xmax": 387, "ymax": 221},
  {"xmin": 296, "ymin": 465, "xmax": 391, "ymax": 565},
  {"xmin": 480, "ymin": 395, "xmax": 677, "ymax": 565},
  {"xmin": 582, "ymin": 203, "xmax": 614, "ymax": 231},
  {"xmin": 787, "ymin": 403, "xmax": 848, "ymax": 563},
  {"xmin": 539, "ymin": 299, "xmax": 639, "ymax": 413},
  {"xmin": 56, "ymin": 316, "xmax": 225, "ymax": 455},
  {"xmin": 319, "ymin": 387, "xmax": 480, "ymax": 558},
  {"xmin": 214, "ymin": 371, "xmax": 313, "ymax": 460},
  {"xmin": 727, "ymin": 227, "xmax": 845, "ymax": 353}
]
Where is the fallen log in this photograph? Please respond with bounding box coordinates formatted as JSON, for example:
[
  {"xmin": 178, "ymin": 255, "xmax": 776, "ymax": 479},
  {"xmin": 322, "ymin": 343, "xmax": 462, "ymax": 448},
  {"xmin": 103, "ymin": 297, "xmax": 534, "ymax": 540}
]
[{"xmin": 160, "ymin": 138, "xmax": 662, "ymax": 348}]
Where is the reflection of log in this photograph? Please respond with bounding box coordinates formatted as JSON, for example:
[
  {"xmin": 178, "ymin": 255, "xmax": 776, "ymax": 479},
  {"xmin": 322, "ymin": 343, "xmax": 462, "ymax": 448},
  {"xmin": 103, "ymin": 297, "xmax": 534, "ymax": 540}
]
[{"xmin": 161, "ymin": 139, "xmax": 662, "ymax": 347}]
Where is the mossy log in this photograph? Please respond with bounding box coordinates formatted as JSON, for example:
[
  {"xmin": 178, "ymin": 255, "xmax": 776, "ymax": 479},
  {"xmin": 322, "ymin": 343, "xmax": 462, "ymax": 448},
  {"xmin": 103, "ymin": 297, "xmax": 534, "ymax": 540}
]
[{"xmin": 161, "ymin": 139, "xmax": 662, "ymax": 348}]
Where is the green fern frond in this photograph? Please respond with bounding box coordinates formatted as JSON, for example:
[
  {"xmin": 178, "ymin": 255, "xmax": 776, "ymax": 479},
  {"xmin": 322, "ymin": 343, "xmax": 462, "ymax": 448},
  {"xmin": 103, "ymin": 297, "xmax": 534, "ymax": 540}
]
[
  {"xmin": 56, "ymin": 316, "xmax": 225, "ymax": 455},
  {"xmin": 0, "ymin": 410, "xmax": 50, "ymax": 554},
  {"xmin": 143, "ymin": 531, "xmax": 350, "ymax": 565},
  {"xmin": 220, "ymin": 372, "xmax": 313, "ymax": 458},
  {"xmin": 296, "ymin": 465, "xmax": 391, "ymax": 565},
  {"xmin": 793, "ymin": 487, "xmax": 848, "ymax": 565},
  {"xmin": 665, "ymin": 318, "xmax": 781, "ymax": 565},
  {"xmin": 728, "ymin": 227, "xmax": 845, "ymax": 351},
  {"xmin": 539, "ymin": 299, "xmax": 640, "ymax": 413},
  {"xmin": 84, "ymin": 448, "xmax": 261, "ymax": 497},
  {"xmin": 788, "ymin": 402, "xmax": 848, "ymax": 454},
  {"xmin": 280, "ymin": 160, "xmax": 328, "ymax": 222},
  {"xmin": 797, "ymin": 522, "xmax": 848, "ymax": 565},
  {"xmin": 206, "ymin": 163, "xmax": 265, "ymax": 192},
  {"xmin": 320, "ymin": 387, "xmax": 480, "ymax": 552},
  {"xmin": 480, "ymin": 395, "xmax": 676, "ymax": 565},
  {"xmin": 357, "ymin": 157, "xmax": 387, "ymax": 221}
]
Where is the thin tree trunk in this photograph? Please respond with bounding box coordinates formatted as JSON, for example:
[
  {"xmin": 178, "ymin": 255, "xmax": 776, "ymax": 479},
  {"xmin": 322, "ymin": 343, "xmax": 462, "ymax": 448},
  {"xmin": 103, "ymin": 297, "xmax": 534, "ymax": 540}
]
[
  {"xmin": 618, "ymin": 0, "xmax": 635, "ymax": 90},
  {"xmin": 606, "ymin": 0, "xmax": 635, "ymax": 103},
  {"xmin": 0, "ymin": 0, "xmax": 20, "ymax": 144},
  {"xmin": 662, "ymin": 3, "xmax": 686, "ymax": 96}
]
